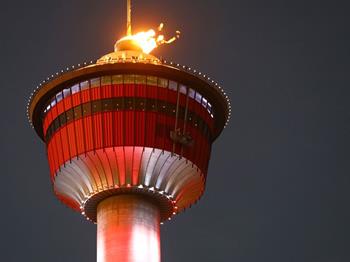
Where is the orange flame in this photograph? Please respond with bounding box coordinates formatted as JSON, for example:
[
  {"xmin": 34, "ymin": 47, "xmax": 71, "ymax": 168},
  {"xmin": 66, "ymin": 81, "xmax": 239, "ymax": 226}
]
[{"xmin": 118, "ymin": 23, "xmax": 180, "ymax": 54}]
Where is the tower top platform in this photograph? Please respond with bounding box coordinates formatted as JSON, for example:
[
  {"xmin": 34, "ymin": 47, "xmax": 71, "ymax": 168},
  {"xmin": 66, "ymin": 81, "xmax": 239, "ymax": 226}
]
[{"xmin": 27, "ymin": 49, "xmax": 231, "ymax": 141}]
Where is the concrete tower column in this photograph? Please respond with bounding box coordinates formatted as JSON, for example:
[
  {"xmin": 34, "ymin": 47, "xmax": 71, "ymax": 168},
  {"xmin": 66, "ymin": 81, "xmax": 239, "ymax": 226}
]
[{"xmin": 97, "ymin": 195, "xmax": 161, "ymax": 262}]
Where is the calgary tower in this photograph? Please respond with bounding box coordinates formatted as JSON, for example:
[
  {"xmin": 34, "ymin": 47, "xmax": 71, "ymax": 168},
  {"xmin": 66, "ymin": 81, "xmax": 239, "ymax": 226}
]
[{"xmin": 26, "ymin": 1, "xmax": 231, "ymax": 261}]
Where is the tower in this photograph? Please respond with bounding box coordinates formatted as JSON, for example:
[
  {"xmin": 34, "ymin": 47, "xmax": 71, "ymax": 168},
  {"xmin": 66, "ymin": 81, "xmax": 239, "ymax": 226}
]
[{"xmin": 26, "ymin": 1, "xmax": 231, "ymax": 261}]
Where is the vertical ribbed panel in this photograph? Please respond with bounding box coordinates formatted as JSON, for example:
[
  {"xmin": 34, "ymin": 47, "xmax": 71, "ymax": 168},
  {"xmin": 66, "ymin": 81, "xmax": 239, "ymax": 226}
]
[{"xmin": 54, "ymin": 147, "xmax": 204, "ymax": 213}]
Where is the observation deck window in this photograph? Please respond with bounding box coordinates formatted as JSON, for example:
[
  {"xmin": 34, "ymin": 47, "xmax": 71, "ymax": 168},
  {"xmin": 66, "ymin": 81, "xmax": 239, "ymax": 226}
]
[
  {"xmin": 112, "ymin": 75, "xmax": 123, "ymax": 84},
  {"xmin": 56, "ymin": 91, "xmax": 63, "ymax": 102},
  {"xmin": 135, "ymin": 75, "xmax": 146, "ymax": 84},
  {"xmin": 71, "ymin": 84, "xmax": 79, "ymax": 94},
  {"xmin": 168, "ymin": 80, "xmax": 177, "ymax": 91},
  {"xmin": 90, "ymin": 78, "xmax": 100, "ymax": 88},
  {"xmin": 180, "ymin": 85, "xmax": 187, "ymax": 95},
  {"xmin": 81, "ymin": 80, "xmax": 89, "ymax": 90},
  {"xmin": 124, "ymin": 74, "xmax": 134, "ymax": 84},
  {"xmin": 195, "ymin": 92, "xmax": 202, "ymax": 103},
  {"xmin": 158, "ymin": 78, "xmax": 168, "ymax": 88},
  {"xmin": 101, "ymin": 76, "xmax": 112, "ymax": 85},
  {"xmin": 43, "ymin": 74, "xmax": 215, "ymax": 120},
  {"xmin": 63, "ymin": 88, "xmax": 70, "ymax": 98},
  {"xmin": 202, "ymin": 97, "xmax": 208, "ymax": 107},
  {"xmin": 188, "ymin": 88, "xmax": 195, "ymax": 99},
  {"xmin": 146, "ymin": 76, "xmax": 157, "ymax": 86}
]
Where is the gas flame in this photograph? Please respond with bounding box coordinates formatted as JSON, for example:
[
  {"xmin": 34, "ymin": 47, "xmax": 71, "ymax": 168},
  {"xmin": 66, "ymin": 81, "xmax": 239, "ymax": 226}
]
[{"xmin": 118, "ymin": 23, "xmax": 180, "ymax": 54}]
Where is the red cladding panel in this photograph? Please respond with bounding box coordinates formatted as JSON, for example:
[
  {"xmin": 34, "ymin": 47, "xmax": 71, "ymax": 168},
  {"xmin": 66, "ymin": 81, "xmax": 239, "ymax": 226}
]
[
  {"xmin": 44, "ymin": 83, "xmax": 214, "ymax": 178},
  {"xmin": 47, "ymin": 111, "xmax": 211, "ymax": 179}
]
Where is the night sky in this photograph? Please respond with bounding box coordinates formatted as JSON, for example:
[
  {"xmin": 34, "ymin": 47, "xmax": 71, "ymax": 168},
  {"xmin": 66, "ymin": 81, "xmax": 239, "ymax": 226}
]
[{"xmin": 1, "ymin": 0, "xmax": 349, "ymax": 261}]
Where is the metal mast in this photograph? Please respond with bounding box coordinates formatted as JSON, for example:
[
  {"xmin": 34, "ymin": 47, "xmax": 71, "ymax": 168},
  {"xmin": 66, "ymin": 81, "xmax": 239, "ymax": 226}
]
[{"xmin": 127, "ymin": 0, "xmax": 132, "ymax": 36}]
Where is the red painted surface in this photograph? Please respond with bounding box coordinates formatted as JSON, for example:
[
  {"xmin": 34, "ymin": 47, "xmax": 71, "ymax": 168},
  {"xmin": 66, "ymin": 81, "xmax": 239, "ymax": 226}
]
[
  {"xmin": 46, "ymin": 111, "xmax": 211, "ymax": 180},
  {"xmin": 44, "ymin": 83, "xmax": 213, "ymax": 180}
]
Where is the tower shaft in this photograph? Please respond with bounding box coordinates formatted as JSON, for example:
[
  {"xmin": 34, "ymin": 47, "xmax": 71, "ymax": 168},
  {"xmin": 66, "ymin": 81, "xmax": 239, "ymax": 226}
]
[{"xmin": 97, "ymin": 195, "xmax": 161, "ymax": 262}]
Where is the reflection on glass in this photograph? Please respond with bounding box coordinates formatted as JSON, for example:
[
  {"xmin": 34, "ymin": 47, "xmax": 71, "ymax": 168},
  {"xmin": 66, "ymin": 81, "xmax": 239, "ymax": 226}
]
[
  {"xmin": 147, "ymin": 76, "xmax": 157, "ymax": 86},
  {"xmin": 63, "ymin": 88, "xmax": 70, "ymax": 98},
  {"xmin": 180, "ymin": 85, "xmax": 187, "ymax": 95},
  {"xmin": 158, "ymin": 78, "xmax": 168, "ymax": 88},
  {"xmin": 168, "ymin": 80, "xmax": 177, "ymax": 91},
  {"xmin": 71, "ymin": 84, "xmax": 79, "ymax": 94},
  {"xmin": 81, "ymin": 81, "xmax": 89, "ymax": 90},
  {"xmin": 135, "ymin": 75, "xmax": 146, "ymax": 84},
  {"xmin": 56, "ymin": 92, "xmax": 63, "ymax": 102},
  {"xmin": 112, "ymin": 75, "xmax": 123, "ymax": 84},
  {"xmin": 195, "ymin": 92, "xmax": 202, "ymax": 103},
  {"xmin": 188, "ymin": 88, "xmax": 195, "ymax": 98},
  {"xmin": 90, "ymin": 78, "xmax": 100, "ymax": 88},
  {"xmin": 202, "ymin": 97, "xmax": 208, "ymax": 107},
  {"xmin": 124, "ymin": 74, "xmax": 134, "ymax": 84},
  {"xmin": 101, "ymin": 76, "xmax": 112, "ymax": 85}
]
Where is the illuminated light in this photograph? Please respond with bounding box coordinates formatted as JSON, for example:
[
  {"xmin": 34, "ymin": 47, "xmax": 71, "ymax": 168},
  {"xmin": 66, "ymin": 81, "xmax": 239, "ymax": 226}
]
[
  {"xmin": 115, "ymin": 24, "xmax": 180, "ymax": 54},
  {"xmin": 172, "ymin": 212, "xmax": 176, "ymax": 215}
]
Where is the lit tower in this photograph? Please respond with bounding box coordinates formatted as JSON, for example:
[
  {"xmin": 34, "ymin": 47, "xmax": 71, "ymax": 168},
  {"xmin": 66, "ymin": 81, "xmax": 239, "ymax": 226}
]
[{"xmin": 26, "ymin": 1, "xmax": 231, "ymax": 261}]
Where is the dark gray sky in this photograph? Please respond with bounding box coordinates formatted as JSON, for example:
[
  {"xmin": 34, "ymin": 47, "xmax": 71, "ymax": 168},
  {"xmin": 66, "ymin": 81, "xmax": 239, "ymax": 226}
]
[{"xmin": 1, "ymin": 0, "xmax": 349, "ymax": 261}]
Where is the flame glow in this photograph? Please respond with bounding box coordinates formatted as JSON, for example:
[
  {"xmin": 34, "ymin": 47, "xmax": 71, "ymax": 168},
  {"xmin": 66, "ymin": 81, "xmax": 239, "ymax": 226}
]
[{"xmin": 118, "ymin": 23, "xmax": 180, "ymax": 54}]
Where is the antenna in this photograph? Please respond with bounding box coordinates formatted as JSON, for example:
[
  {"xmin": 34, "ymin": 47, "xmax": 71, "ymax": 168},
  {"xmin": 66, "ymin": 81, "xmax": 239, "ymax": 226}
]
[{"xmin": 127, "ymin": 0, "xmax": 132, "ymax": 36}]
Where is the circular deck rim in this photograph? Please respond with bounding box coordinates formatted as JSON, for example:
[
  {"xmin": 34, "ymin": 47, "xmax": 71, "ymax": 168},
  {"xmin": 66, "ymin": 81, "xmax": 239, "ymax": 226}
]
[{"xmin": 28, "ymin": 62, "xmax": 230, "ymax": 140}]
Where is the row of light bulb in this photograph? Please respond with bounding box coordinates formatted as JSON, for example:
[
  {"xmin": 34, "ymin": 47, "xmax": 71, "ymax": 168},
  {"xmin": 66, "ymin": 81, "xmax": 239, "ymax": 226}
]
[{"xmin": 27, "ymin": 57, "xmax": 231, "ymax": 130}]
